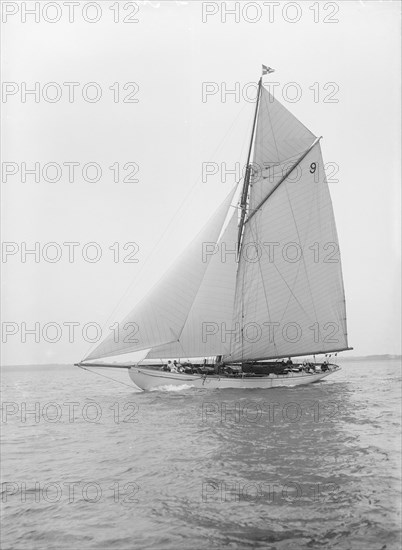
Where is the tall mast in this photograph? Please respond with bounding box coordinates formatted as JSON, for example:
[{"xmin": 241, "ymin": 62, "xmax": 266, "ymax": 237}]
[{"xmin": 237, "ymin": 76, "xmax": 262, "ymax": 251}]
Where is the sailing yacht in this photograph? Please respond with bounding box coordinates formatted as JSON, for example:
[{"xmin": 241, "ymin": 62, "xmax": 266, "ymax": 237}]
[{"xmin": 77, "ymin": 67, "xmax": 351, "ymax": 391}]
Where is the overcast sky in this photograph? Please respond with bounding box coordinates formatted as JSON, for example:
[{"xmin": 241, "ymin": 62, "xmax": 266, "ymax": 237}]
[{"xmin": 1, "ymin": 0, "xmax": 401, "ymax": 365}]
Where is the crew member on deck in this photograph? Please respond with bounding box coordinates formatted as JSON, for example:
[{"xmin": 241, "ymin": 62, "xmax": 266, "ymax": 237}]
[
  {"xmin": 169, "ymin": 360, "xmax": 179, "ymax": 373},
  {"xmin": 173, "ymin": 360, "xmax": 183, "ymax": 373},
  {"xmin": 215, "ymin": 355, "xmax": 224, "ymax": 374},
  {"xmin": 163, "ymin": 360, "xmax": 172, "ymax": 371}
]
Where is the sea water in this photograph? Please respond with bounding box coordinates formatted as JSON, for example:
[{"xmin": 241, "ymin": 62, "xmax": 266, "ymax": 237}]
[{"xmin": 1, "ymin": 359, "xmax": 401, "ymax": 549}]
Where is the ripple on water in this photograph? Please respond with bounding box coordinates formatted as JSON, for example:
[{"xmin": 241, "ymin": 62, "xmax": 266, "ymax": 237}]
[{"xmin": 1, "ymin": 361, "xmax": 401, "ymax": 549}]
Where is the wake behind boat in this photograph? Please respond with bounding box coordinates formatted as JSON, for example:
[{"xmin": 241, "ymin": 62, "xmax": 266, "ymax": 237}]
[{"xmin": 77, "ymin": 65, "xmax": 351, "ymax": 391}]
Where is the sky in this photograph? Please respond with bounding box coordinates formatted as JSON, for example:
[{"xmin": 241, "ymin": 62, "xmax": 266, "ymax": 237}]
[{"xmin": 1, "ymin": 0, "xmax": 401, "ymax": 365}]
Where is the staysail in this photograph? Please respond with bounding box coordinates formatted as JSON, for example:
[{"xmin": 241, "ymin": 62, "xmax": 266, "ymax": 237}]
[
  {"xmin": 146, "ymin": 209, "xmax": 238, "ymax": 359},
  {"xmin": 85, "ymin": 187, "xmax": 236, "ymax": 361}
]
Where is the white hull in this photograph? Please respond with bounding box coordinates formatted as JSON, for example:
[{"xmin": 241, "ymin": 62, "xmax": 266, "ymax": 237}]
[{"xmin": 128, "ymin": 365, "xmax": 340, "ymax": 391}]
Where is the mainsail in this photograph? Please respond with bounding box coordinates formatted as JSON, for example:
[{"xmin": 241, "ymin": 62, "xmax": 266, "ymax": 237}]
[
  {"xmin": 228, "ymin": 141, "xmax": 348, "ymax": 361},
  {"xmin": 84, "ymin": 76, "xmax": 349, "ymax": 364}
]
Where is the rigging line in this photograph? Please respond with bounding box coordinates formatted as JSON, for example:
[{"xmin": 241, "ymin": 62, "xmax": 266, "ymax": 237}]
[
  {"xmin": 82, "ymin": 102, "xmax": 249, "ymax": 361},
  {"xmin": 78, "ymin": 365, "xmax": 136, "ymax": 390}
]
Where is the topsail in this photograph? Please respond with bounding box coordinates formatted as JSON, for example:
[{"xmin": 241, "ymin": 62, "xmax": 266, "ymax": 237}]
[{"xmin": 84, "ymin": 77, "xmax": 349, "ymax": 364}]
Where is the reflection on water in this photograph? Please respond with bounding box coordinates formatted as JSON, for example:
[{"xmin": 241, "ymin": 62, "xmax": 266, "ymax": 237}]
[{"xmin": 1, "ymin": 360, "xmax": 401, "ymax": 549}]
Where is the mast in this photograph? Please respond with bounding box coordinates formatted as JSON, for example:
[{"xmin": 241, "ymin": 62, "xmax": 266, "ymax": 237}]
[{"xmin": 237, "ymin": 76, "xmax": 262, "ymax": 252}]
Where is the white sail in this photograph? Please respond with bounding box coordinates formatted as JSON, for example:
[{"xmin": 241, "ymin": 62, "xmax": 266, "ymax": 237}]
[
  {"xmin": 249, "ymin": 87, "xmax": 316, "ymax": 211},
  {"xmin": 82, "ymin": 78, "xmax": 349, "ymax": 367},
  {"xmin": 146, "ymin": 209, "xmax": 239, "ymax": 359},
  {"xmin": 85, "ymin": 187, "xmax": 236, "ymax": 361},
  {"xmin": 227, "ymin": 141, "xmax": 348, "ymax": 362}
]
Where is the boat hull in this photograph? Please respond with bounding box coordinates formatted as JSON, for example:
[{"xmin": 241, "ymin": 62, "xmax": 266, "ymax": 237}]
[{"xmin": 128, "ymin": 365, "xmax": 340, "ymax": 391}]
